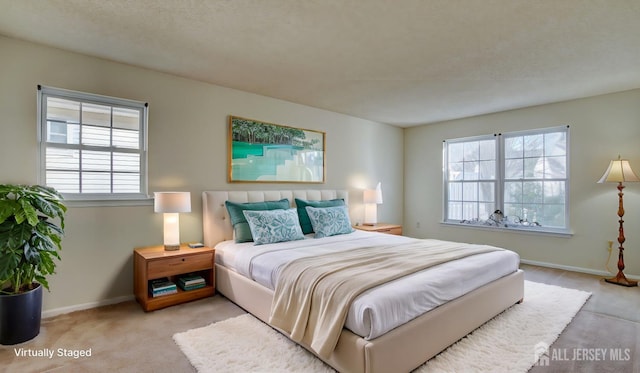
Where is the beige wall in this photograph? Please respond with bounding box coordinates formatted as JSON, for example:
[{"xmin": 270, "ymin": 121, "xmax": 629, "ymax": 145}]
[
  {"xmin": 0, "ymin": 36, "xmax": 404, "ymax": 313},
  {"xmin": 404, "ymin": 89, "xmax": 640, "ymax": 277}
]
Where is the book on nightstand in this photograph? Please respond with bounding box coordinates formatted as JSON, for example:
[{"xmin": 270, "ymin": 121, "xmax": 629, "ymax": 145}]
[
  {"xmin": 150, "ymin": 278, "xmax": 177, "ymax": 297},
  {"xmin": 177, "ymin": 282, "xmax": 206, "ymax": 291},
  {"xmin": 152, "ymin": 288, "xmax": 178, "ymax": 297},
  {"xmin": 177, "ymin": 274, "xmax": 205, "ymax": 291}
]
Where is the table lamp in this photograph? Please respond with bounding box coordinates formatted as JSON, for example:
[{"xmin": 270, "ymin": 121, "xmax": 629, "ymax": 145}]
[
  {"xmin": 363, "ymin": 182, "xmax": 383, "ymax": 226},
  {"xmin": 154, "ymin": 192, "xmax": 191, "ymax": 251}
]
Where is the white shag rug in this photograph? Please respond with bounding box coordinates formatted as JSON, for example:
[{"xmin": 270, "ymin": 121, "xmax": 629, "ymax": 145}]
[{"xmin": 173, "ymin": 281, "xmax": 590, "ymax": 373}]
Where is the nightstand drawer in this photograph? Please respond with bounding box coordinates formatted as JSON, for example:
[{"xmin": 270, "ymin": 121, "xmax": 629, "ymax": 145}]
[
  {"xmin": 353, "ymin": 223, "xmax": 403, "ymax": 235},
  {"xmin": 148, "ymin": 252, "xmax": 213, "ymax": 278},
  {"xmin": 374, "ymin": 227, "xmax": 402, "ymax": 235}
]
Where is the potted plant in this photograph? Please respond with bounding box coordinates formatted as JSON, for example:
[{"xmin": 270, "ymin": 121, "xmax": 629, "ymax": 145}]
[{"xmin": 0, "ymin": 184, "xmax": 66, "ymax": 345}]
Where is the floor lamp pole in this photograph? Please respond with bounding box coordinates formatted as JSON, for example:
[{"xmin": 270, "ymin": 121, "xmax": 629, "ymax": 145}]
[{"xmin": 605, "ymin": 182, "xmax": 638, "ymax": 287}]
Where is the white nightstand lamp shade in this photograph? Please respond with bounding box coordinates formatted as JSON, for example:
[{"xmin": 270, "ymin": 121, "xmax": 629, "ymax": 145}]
[
  {"xmin": 154, "ymin": 192, "xmax": 191, "ymax": 251},
  {"xmin": 363, "ymin": 182, "xmax": 383, "ymax": 226}
]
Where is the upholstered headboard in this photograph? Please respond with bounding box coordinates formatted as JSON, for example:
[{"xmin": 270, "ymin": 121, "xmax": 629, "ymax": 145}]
[{"xmin": 202, "ymin": 190, "xmax": 349, "ymax": 247}]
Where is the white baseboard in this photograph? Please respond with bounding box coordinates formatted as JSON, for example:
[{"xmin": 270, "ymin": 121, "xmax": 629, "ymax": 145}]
[
  {"xmin": 42, "ymin": 295, "xmax": 134, "ymax": 319},
  {"xmin": 520, "ymin": 259, "xmax": 640, "ymax": 280}
]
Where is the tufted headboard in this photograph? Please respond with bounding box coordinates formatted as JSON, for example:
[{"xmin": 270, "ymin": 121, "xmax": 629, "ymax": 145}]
[{"xmin": 202, "ymin": 190, "xmax": 349, "ymax": 247}]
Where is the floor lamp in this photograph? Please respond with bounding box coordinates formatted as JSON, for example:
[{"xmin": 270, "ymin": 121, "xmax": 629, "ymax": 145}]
[{"xmin": 598, "ymin": 156, "xmax": 640, "ymax": 287}]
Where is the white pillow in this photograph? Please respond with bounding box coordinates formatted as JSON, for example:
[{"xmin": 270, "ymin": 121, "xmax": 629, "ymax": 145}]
[
  {"xmin": 242, "ymin": 209, "xmax": 304, "ymax": 245},
  {"xmin": 305, "ymin": 205, "xmax": 355, "ymax": 238}
]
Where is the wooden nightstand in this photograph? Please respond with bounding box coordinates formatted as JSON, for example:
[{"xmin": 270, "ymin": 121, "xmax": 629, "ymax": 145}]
[
  {"xmin": 354, "ymin": 223, "xmax": 403, "ymax": 236},
  {"xmin": 133, "ymin": 244, "xmax": 215, "ymax": 311}
]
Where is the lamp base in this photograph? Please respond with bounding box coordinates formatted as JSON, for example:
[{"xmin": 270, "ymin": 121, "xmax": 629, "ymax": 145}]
[
  {"xmin": 604, "ymin": 271, "xmax": 638, "ymax": 287},
  {"xmin": 164, "ymin": 244, "xmax": 180, "ymax": 251}
]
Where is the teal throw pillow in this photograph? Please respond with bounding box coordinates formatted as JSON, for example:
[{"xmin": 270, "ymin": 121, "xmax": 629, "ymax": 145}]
[
  {"xmin": 305, "ymin": 205, "xmax": 355, "ymax": 238},
  {"xmin": 242, "ymin": 209, "xmax": 305, "ymax": 245},
  {"xmin": 295, "ymin": 198, "xmax": 345, "ymax": 234},
  {"xmin": 225, "ymin": 199, "xmax": 290, "ymax": 242}
]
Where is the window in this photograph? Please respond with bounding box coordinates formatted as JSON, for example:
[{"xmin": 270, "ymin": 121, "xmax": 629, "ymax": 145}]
[
  {"xmin": 443, "ymin": 126, "xmax": 569, "ymax": 234},
  {"xmin": 38, "ymin": 86, "xmax": 148, "ymax": 204}
]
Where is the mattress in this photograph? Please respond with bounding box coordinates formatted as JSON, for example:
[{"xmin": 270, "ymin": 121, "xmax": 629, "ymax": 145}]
[{"xmin": 215, "ymin": 230, "xmax": 520, "ymax": 340}]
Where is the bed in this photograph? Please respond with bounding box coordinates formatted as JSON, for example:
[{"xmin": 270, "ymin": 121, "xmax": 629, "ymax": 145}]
[{"xmin": 203, "ymin": 190, "xmax": 524, "ymax": 373}]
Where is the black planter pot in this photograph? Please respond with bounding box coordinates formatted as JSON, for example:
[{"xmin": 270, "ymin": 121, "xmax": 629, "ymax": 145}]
[{"xmin": 0, "ymin": 284, "xmax": 43, "ymax": 345}]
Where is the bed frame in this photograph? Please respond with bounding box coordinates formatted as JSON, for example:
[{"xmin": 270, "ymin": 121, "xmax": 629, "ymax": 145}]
[{"xmin": 203, "ymin": 190, "xmax": 524, "ymax": 373}]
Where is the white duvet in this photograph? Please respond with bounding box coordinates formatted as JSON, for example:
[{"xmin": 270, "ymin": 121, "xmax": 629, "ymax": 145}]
[{"xmin": 215, "ymin": 230, "xmax": 520, "ymax": 340}]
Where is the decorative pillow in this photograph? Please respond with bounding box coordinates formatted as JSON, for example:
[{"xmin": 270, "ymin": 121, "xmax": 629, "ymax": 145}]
[
  {"xmin": 225, "ymin": 199, "xmax": 290, "ymax": 243},
  {"xmin": 242, "ymin": 209, "xmax": 304, "ymax": 245},
  {"xmin": 295, "ymin": 198, "xmax": 345, "ymax": 234},
  {"xmin": 305, "ymin": 205, "xmax": 354, "ymax": 238}
]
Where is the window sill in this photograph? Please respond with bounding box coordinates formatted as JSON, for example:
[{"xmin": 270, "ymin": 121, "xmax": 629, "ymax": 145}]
[
  {"xmin": 63, "ymin": 197, "xmax": 154, "ymax": 208},
  {"xmin": 440, "ymin": 221, "xmax": 573, "ymax": 238}
]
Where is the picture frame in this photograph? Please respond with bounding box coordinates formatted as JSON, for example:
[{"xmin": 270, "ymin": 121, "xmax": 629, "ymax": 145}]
[{"xmin": 228, "ymin": 116, "xmax": 326, "ymax": 183}]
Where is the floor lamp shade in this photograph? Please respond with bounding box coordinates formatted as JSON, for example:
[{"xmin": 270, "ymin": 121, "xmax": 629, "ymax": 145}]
[
  {"xmin": 154, "ymin": 192, "xmax": 191, "ymax": 251},
  {"xmin": 597, "ymin": 157, "xmax": 639, "ymax": 287},
  {"xmin": 597, "ymin": 158, "xmax": 640, "ymax": 183}
]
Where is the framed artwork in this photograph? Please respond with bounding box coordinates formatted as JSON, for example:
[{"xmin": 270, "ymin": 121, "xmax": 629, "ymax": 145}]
[{"xmin": 228, "ymin": 116, "xmax": 326, "ymax": 183}]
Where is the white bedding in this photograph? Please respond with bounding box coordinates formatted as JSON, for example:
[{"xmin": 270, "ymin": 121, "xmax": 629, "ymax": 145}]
[{"xmin": 215, "ymin": 230, "xmax": 520, "ymax": 339}]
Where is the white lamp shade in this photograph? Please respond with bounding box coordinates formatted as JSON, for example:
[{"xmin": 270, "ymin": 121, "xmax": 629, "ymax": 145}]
[
  {"xmin": 363, "ymin": 189, "xmax": 378, "ymax": 204},
  {"xmin": 154, "ymin": 192, "xmax": 191, "ymax": 213},
  {"xmin": 363, "ymin": 182, "xmax": 383, "ymax": 204},
  {"xmin": 597, "ymin": 159, "xmax": 640, "ymax": 183},
  {"xmin": 375, "ymin": 182, "xmax": 383, "ymax": 204}
]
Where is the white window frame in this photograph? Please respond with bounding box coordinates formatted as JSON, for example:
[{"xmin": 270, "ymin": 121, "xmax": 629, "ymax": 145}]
[
  {"xmin": 37, "ymin": 85, "xmax": 150, "ymax": 207},
  {"xmin": 443, "ymin": 125, "xmax": 571, "ymax": 235},
  {"xmin": 443, "ymin": 133, "xmax": 499, "ymax": 224}
]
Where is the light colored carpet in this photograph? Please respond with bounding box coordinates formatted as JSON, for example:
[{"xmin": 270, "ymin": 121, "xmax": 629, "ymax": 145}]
[{"xmin": 173, "ymin": 281, "xmax": 590, "ymax": 373}]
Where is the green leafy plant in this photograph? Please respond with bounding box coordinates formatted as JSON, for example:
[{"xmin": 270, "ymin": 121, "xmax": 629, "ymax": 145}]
[{"xmin": 0, "ymin": 184, "xmax": 66, "ymax": 294}]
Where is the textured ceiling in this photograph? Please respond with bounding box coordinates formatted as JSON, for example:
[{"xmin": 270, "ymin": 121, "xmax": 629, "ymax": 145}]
[{"xmin": 1, "ymin": 0, "xmax": 639, "ymax": 127}]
